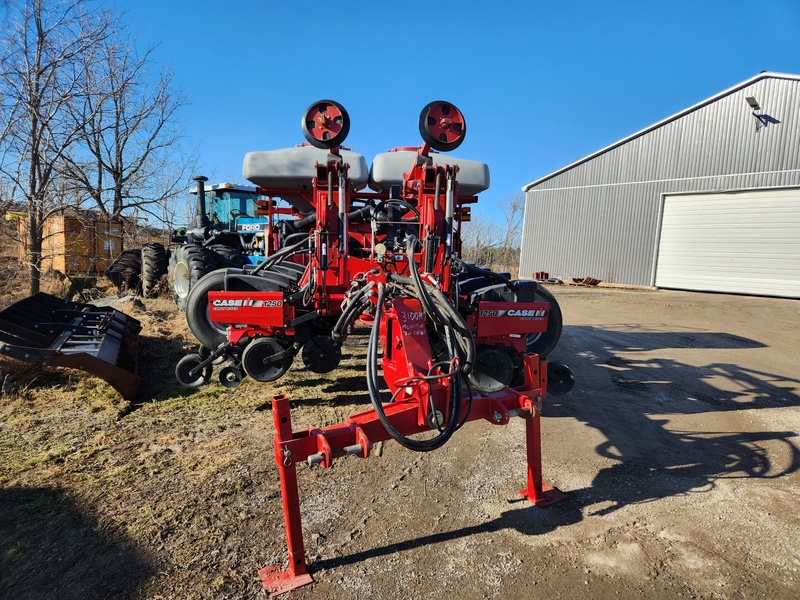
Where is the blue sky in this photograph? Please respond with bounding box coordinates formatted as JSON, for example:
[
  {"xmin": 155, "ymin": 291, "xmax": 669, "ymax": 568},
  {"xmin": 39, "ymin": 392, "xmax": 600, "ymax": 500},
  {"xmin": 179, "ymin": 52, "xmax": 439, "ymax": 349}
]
[{"xmin": 122, "ymin": 0, "xmax": 800, "ymax": 220}]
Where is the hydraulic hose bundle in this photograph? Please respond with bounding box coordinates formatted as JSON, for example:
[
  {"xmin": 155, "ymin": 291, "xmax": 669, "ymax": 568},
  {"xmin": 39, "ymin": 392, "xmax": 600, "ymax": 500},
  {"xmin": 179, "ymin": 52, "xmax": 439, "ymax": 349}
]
[
  {"xmin": 366, "ymin": 283, "xmax": 462, "ymax": 451},
  {"xmin": 360, "ymin": 236, "xmax": 477, "ymax": 452}
]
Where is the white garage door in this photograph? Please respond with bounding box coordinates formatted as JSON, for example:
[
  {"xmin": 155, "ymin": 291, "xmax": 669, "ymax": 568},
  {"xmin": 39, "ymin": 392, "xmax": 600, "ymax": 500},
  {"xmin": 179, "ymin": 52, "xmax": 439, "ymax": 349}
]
[{"xmin": 655, "ymin": 189, "xmax": 800, "ymax": 298}]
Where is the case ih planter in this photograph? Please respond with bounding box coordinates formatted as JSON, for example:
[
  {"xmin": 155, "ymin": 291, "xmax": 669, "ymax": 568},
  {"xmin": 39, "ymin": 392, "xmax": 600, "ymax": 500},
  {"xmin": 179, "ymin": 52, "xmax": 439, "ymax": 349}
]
[{"xmin": 175, "ymin": 100, "xmax": 574, "ymax": 595}]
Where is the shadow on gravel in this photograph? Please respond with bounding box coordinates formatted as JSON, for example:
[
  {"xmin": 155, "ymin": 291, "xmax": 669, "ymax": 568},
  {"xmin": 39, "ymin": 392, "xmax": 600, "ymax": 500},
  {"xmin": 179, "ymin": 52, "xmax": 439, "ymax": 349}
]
[
  {"xmin": 544, "ymin": 325, "xmax": 800, "ymax": 516},
  {"xmin": 310, "ymin": 500, "xmax": 584, "ymax": 573},
  {"xmin": 0, "ymin": 486, "xmax": 155, "ymax": 600},
  {"xmin": 321, "ymin": 323, "xmax": 800, "ymax": 569}
]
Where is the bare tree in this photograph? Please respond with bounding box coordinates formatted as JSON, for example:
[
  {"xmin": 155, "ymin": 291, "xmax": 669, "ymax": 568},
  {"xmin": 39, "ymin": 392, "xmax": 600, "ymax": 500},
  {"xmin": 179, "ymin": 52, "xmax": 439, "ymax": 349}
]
[
  {"xmin": 498, "ymin": 193, "xmax": 525, "ymax": 275},
  {"xmin": 0, "ymin": 0, "xmax": 114, "ymax": 294},
  {"xmin": 61, "ymin": 29, "xmax": 192, "ymax": 225},
  {"xmin": 460, "ymin": 212, "xmax": 499, "ymax": 266},
  {"xmin": 459, "ymin": 193, "xmax": 526, "ymax": 276}
]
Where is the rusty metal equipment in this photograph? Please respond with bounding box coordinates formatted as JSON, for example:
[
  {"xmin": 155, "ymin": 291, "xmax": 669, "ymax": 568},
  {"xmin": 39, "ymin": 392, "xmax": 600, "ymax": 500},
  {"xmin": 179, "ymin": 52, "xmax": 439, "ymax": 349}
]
[
  {"xmin": 14, "ymin": 214, "xmax": 124, "ymax": 276},
  {"xmin": 0, "ymin": 293, "xmax": 141, "ymax": 400},
  {"xmin": 175, "ymin": 100, "xmax": 574, "ymax": 595}
]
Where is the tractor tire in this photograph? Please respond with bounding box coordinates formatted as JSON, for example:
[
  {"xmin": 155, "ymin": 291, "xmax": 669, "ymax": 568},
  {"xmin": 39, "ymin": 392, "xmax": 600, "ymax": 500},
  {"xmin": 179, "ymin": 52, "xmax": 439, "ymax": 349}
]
[
  {"xmin": 170, "ymin": 244, "xmax": 216, "ymax": 310},
  {"xmin": 140, "ymin": 243, "xmax": 168, "ymax": 297},
  {"xmin": 184, "ymin": 270, "xmax": 229, "ymax": 349},
  {"xmin": 525, "ymin": 285, "xmax": 563, "ymax": 360},
  {"xmin": 105, "ymin": 250, "xmax": 142, "ymax": 293},
  {"xmin": 209, "ymin": 244, "xmax": 248, "ymax": 269}
]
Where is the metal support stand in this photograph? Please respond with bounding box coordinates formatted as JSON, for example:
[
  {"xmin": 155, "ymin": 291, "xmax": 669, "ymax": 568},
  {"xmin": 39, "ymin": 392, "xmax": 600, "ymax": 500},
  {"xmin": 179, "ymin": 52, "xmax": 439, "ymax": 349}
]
[
  {"xmin": 258, "ymin": 395, "xmax": 314, "ymax": 596},
  {"xmin": 519, "ymin": 405, "xmax": 568, "ymax": 506}
]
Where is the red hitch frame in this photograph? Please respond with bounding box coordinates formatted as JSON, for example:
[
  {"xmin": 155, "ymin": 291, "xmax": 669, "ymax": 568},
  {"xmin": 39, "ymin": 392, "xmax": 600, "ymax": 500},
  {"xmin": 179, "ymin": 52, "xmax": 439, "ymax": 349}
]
[{"xmin": 259, "ymin": 354, "xmax": 566, "ymax": 596}]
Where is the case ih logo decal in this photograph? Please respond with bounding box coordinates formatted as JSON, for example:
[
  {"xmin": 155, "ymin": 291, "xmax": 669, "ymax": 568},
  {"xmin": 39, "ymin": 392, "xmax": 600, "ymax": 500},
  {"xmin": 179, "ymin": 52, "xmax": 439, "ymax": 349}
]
[
  {"xmin": 479, "ymin": 308, "xmax": 547, "ymax": 318},
  {"xmin": 212, "ymin": 298, "xmax": 283, "ymax": 308}
]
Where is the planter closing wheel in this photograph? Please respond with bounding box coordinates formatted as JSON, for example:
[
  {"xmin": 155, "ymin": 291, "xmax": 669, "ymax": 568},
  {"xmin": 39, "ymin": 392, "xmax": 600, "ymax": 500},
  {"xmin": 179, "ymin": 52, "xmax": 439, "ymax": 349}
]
[
  {"xmin": 547, "ymin": 362, "xmax": 575, "ymax": 396},
  {"xmin": 418, "ymin": 101, "xmax": 466, "ymax": 152},
  {"xmin": 242, "ymin": 337, "xmax": 293, "ymax": 382},
  {"xmin": 219, "ymin": 365, "xmax": 244, "ymax": 389},
  {"xmin": 302, "ymin": 99, "xmax": 350, "ymax": 149}
]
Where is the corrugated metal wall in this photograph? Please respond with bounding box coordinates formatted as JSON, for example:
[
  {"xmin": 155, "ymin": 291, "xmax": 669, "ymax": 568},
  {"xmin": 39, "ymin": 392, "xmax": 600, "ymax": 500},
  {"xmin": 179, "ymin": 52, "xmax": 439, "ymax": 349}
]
[{"xmin": 520, "ymin": 74, "xmax": 800, "ymax": 286}]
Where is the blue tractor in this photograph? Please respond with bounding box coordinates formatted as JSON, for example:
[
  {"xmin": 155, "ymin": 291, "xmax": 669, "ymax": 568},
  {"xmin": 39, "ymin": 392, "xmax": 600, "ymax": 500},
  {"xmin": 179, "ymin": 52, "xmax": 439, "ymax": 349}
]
[{"xmin": 106, "ymin": 176, "xmax": 271, "ymax": 308}]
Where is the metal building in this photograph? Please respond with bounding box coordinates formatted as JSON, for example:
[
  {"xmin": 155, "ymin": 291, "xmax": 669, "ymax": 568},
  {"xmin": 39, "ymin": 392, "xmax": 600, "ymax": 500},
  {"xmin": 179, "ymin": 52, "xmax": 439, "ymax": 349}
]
[{"xmin": 520, "ymin": 72, "xmax": 800, "ymax": 298}]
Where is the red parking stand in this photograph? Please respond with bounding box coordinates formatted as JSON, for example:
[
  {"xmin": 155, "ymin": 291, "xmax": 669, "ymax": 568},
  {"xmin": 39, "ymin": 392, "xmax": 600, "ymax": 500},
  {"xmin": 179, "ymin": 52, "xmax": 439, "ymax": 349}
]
[
  {"xmin": 516, "ymin": 354, "xmax": 568, "ymax": 506},
  {"xmin": 258, "ymin": 394, "xmax": 313, "ymax": 596},
  {"xmin": 519, "ymin": 404, "xmax": 568, "ymax": 506}
]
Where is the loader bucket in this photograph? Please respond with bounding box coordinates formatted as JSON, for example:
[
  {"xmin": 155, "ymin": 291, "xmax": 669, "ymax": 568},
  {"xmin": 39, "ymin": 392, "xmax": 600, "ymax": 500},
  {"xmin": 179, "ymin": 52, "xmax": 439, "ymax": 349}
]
[{"xmin": 0, "ymin": 293, "xmax": 142, "ymax": 401}]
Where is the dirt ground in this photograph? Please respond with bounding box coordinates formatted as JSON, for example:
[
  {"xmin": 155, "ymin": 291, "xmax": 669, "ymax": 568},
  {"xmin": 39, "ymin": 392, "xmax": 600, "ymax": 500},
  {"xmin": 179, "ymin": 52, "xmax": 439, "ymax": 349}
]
[{"xmin": 1, "ymin": 285, "xmax": 799, "ymax": 599}]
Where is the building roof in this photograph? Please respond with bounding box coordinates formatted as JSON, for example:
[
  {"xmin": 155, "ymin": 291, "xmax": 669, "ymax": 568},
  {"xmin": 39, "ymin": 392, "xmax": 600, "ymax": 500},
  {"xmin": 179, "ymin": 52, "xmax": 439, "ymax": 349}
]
[{"xmin": 522, "ymin": 71, "xmax": 800, "ymax": 191}]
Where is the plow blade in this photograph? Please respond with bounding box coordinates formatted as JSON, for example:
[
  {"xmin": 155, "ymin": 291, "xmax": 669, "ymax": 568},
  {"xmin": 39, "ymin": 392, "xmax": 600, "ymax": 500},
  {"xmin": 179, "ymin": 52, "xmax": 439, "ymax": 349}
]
[{"xmin": 0, "ymin": 293, "xmax": 142, "ymax": 401}]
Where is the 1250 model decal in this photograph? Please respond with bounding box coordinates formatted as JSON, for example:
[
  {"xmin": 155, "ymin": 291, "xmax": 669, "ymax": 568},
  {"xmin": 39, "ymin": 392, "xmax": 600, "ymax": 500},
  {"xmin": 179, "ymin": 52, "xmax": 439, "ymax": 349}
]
[
  {"xmin": 212, "ymin": 298, "xmax": 283, "ymax": 308},
  {"xmin": 479, "ymin": 308, "xmax": 546, "ymax": 318}
]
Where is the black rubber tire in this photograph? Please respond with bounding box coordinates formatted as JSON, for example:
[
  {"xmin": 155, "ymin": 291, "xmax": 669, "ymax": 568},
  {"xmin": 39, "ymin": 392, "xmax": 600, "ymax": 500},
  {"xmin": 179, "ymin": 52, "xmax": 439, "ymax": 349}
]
[
  {"xmin": 175, "ymin": 353, "xmax": 212, "ymax": 388},
  {"xmin": 106, "ymin": 249, "xmax": 142, "ymax": 292},
  {"xmin": 140, "ymin": 243, "xmax": 168, "ymax": 297},
  {"xmin": 170, "ymin": 244, "xmax": 216, "ymax": 310},
  {"xmin": 185, "ymin": 270, "xmax": 230, "ymax": 349},
  {"xmin": 525, "ymin": 285, "xmax": 563, "ymax": 360},
  {"xmin": 209, "ymin": 244, "xmax": 248, "ymax": 269}
]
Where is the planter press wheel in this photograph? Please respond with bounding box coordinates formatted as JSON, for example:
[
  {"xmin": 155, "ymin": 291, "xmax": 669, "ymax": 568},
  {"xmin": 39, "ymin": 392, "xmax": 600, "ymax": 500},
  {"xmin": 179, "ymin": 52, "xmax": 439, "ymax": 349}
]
[
  {"xmin": 418, "ymin": 100, "xmax": 466, "ymax": 152},
  {"xmin": 175, "ymin": 353, "xmax": 213, "ymax": 388},
  {"xmin": 241, "ymin": 337, "xmax": 293, "ymax": 383},
  {"xmin": 301, "ymin": 99, "xmax": 350, "ymax": 149}
]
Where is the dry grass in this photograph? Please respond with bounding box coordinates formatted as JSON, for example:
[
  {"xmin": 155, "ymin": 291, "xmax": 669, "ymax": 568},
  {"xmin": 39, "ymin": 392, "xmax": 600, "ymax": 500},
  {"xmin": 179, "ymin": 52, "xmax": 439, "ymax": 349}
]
[{"xmin": 0, "ymin": 264, "xmax": 376, "ymax": 598}]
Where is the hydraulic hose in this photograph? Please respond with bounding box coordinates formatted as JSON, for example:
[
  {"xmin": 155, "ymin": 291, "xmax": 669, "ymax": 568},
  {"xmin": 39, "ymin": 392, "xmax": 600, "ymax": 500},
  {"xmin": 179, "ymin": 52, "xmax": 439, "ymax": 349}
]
[
  {"xmin": 405, "ymin": 236, "xmax": 446, "ymax": 326},
  {"xmin": 252, "ymin": 235, "xmax": 309, "ymax": 275},
  {"xmin": 366, "ymin": 284, "xmax": 462, "ymax": 452},
  {"xmin": 387, "ymin": 272, "xmax": 475, "ymax": 377},
  {"xmin": 331, "ymin": 282, "xmax": 374, "ymax": 342},
  {"xmin": 426, "ymin": 285, "xmax": 475, "ymax": 376}
]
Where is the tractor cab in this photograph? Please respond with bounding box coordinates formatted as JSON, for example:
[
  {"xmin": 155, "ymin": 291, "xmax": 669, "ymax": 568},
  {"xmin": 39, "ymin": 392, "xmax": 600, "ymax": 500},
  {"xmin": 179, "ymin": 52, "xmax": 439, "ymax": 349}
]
[{"xmin": 191, "ymin": 182, "xmax": 265, "ymax": 232}]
